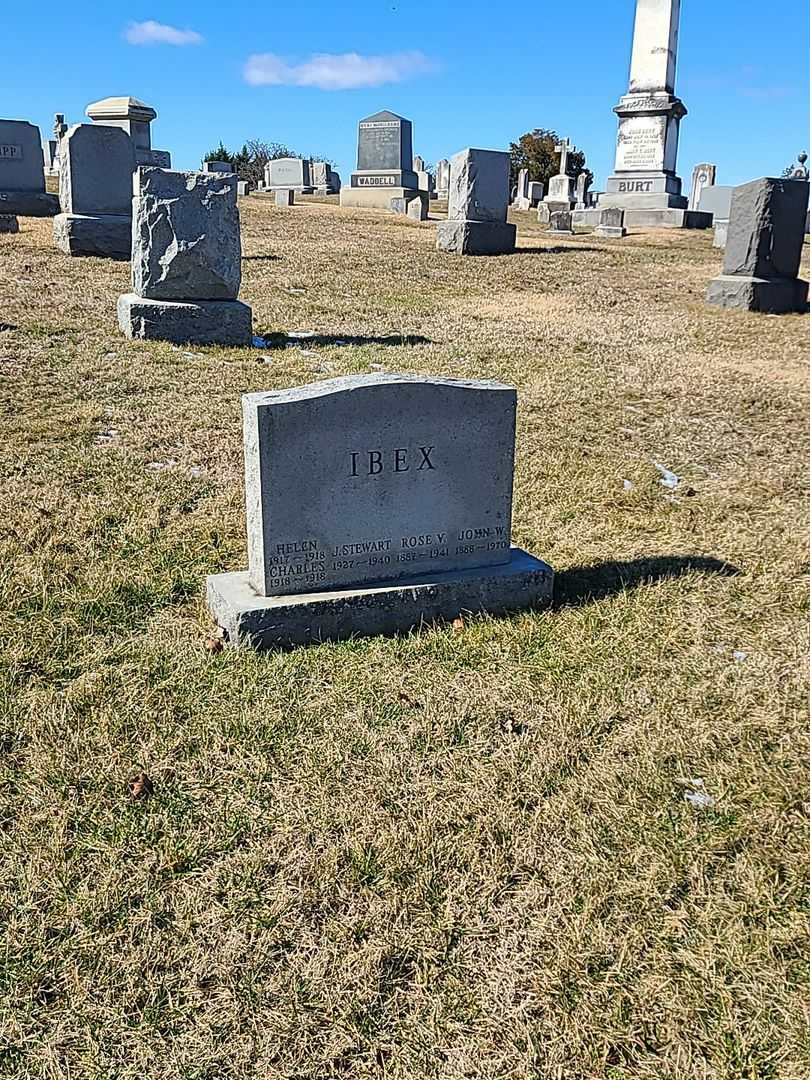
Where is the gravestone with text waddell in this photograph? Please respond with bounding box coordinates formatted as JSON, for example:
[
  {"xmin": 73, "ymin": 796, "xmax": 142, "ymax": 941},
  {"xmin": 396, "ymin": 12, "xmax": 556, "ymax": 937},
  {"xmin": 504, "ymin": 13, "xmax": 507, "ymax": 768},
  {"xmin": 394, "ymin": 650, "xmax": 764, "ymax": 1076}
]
[{"xmin": 207, "ymin": 374, "xmax": 554, "ymax": 648}]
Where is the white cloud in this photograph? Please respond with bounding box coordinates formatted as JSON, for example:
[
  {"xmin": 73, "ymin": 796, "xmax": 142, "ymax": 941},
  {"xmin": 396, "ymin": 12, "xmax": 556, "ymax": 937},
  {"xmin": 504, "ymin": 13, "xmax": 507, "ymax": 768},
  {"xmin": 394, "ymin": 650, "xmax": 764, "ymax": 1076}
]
[
  {"xmin": 243, "ymin": 51, "xmax": 434, "ymax": 91},
  {"xmin": 125, "ymin": 20, "xmax": 203, "ymax": 46}
]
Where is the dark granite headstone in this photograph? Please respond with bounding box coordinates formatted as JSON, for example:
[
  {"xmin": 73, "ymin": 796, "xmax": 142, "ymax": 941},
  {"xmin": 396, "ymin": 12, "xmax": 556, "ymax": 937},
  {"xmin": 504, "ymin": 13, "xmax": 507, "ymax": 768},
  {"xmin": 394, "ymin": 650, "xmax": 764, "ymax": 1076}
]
[{"xmin": 357, "ymin": 110, "xmax": 412, "ymax": 171}]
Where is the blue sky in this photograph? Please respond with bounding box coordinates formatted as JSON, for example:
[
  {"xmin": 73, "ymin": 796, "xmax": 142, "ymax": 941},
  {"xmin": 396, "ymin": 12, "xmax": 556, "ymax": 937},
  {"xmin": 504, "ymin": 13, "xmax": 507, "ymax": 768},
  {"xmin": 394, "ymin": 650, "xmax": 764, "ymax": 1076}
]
[{"xmin": 4, "ymin": 0, "xmax": 807, "ymax": 186}]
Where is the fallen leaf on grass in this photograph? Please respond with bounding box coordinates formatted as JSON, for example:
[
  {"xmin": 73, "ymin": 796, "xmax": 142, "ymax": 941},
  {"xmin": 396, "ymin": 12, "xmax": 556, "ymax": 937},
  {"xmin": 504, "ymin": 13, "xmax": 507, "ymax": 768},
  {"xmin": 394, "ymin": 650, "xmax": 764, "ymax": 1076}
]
[
  {"xmin": 205, "ymin": 636, "xmax": 224, "ymax": 654},
  {"xmin": 452, "ymin": 617, "xmax": 465, "ymax": 633},
  {"xmin": 129, "ymin": 772, "xmax": 154, "ymax": 800}
]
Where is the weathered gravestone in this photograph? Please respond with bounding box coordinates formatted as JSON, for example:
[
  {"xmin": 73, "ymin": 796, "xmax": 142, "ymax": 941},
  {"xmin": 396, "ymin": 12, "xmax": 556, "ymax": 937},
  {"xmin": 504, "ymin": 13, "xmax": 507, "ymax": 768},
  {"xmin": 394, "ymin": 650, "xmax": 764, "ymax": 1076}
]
[
  {"xmin": 237, "ymin": 180, "xmax": 250, "ymax": 197},
  {"xmin": 276, "ymin": 188, "xmax": 294, "ymax": 207},
  {"xmin": 407, "ymin": 194, "xmax": 428, "ymax": 221},
  {"xmin": 707, "ymin": 178, "xmax": 808, "ymax": 314},
  {"xmin": 436, "ymin": 149, "xmax": 516, "ymax": 256},
  {"xmin": 265, "ymin": 158, "xmax": 313, "ymax": 193},
  {"xmin": 0, "ymin": 120, "xmax": 59, "ymax": 217},
  {"xmin": 513, "ymin": 169, "xmax": 542, "ymax": 211},
  {"xmin": 340, "ymin": 110, "xmax": 418, "ymax": 210},
  {"xmin": 436, "ymin": 158, "xmax": 450, "ymax": 199},
  {"xmin": 595, "ymin": 207, "xmax": 627, "ymax": 238},
  {"xmin": 311, "ymin": 161, "xmax": 340, "ymax": 194},
  {"xmin": 542, "ymin": 137, "xmax": 577, "ymax": 215},
  {"xmin": 689, "ymin": 163, "xmax": 717, "ymax": 210},
  {"xmin": 53, "ymin": 124, "xmax": 135, "ymax": 258},
  {"xmin": 206, "ymin": 373, "xmax": 554, "ymax": 648},
  {"xmin": 118, "ymin": 167, "xmax": 252, "ymax": 344},
  {"xmin": 575, "ymin": 171, "xmax": 592, "ymax": 209},
  {"xmin": 548, "ymin": 210, "xmax": 574, "ymax": 235}
]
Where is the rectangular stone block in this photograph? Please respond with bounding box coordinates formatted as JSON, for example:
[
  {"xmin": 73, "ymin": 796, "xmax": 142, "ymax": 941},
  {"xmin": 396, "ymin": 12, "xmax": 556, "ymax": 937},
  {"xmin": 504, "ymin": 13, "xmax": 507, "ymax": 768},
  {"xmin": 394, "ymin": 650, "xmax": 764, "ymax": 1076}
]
[
  {"xmin": 243, "ymin": 374, "xmax": 517, "ymax": 597},
  {"xmin": 722, "ymin": 178, "xmax": 807, "ymax": 280},
  {"xmin": 0, "ymin": 190, "xmax": 58, "ymax": 217},
  {"xmin": 447, "ymin": 148, "xmax": 510, "ymax": 223},
  {"xmin": 207, "ymin": 548, "xmax": 554, "ymax": 649},
  {"xmin": 53, "ymin": 212, "xmax": 131, "ymax": 259},
  {"xmin": 706, "ymin": 275, "xmax": 808, "ymax": 314},
  {"xmin": 118, "ymin": 293, "xmax": 252, "ymax": 345},
  {"xmin": 549, "ymin": 211, "xmax": 574, "ymax": 234},
  {"xmin": 698, "ymin": 184, "xmax": 733, "ymax": 220},
  {"xmin": 132, "ymin": 168, "xmax": 241, "ymax": 301},
  {"xmin": 266, "ymin": 157, "xmax": 311, "ymax": 189},
  {"xmin": 275, "ymin": 188, "xmax": 294, "ymax": 207},
  {"xmin": 59, "ymin": 124, "xmax": 135, "ymax": 216},
  {"xmin": 340, "ymin": 184, "xmax": 418, "ymax": 211},
  {"xmin": 203, "ymin": 161, "xmax": 233, "ymax": 174},
  {"xmin": 436, "ymin": 220, "xmax": 516, "ymax": 256}
]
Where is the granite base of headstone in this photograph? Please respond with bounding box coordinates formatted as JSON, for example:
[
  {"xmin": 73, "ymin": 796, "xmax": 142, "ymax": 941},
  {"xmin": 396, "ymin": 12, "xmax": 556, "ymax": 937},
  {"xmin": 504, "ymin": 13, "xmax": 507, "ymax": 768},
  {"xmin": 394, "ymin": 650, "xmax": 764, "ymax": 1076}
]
[
  {"xmin": 548, "ymin": 211, "xmax": 574, "ymax": 235},
  {"xmin": 0, "ymin": 120, "xmax": 59, "ymax": 217},
  {"xmin": 53, "ymin": 124, "xmax": 135, "ymax": 259},
  {"xmin": 118, "ymin": 167, "xmax": 252, "ymax": 345},
  {"xmin": 595, "ymin": 208, "xmax": 627, "ymax": 238},
  {"xmin": 707, "ymin": 178, "xmax": 808, "ymax": 314},
  {"xmin": 436, "ymin": 149, "xmax": 516, "ymax": 256},
  {"xmin": 206, "ymin": 374, "xmax": 554, "ymax": 648},
  {"xmin": 0, "ymin": 214, "xmax": 19, "ymax": 233},
  {"xmin": 276, "ymin": 189, "xmax": 295, "ymax": 207}
]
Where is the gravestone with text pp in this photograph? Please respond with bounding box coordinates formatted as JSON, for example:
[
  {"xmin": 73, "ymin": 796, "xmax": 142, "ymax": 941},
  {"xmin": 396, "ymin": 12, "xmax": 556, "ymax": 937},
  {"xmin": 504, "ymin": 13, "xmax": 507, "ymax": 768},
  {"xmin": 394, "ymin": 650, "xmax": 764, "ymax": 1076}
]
[
  {"xmin": 207, "ymin": 374, "xmax": 553, "ymax": 648},
  {"xmin": 340, "ymin": 111, "xmax": 419, "ymax": 211},
  {"xmin": 0, "ymin": 120, "xmax": 59, "ymax": 222}
]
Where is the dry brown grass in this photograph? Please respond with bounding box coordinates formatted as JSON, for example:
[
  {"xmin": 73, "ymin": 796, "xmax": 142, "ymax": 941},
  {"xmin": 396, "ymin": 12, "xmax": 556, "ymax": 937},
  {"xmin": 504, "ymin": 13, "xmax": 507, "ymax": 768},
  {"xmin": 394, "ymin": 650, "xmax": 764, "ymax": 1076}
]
[{"xmin": 1, "ymin": 197, "xmax": 809, "ymax": 1079}]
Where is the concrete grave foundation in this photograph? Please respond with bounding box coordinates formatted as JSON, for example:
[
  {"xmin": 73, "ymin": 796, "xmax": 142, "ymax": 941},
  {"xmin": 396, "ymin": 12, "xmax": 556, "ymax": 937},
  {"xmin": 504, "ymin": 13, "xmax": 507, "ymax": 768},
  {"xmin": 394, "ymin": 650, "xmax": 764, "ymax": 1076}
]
[{"xmin": 118, "ymin": 294, "xmax": 253, "ymax": 345}]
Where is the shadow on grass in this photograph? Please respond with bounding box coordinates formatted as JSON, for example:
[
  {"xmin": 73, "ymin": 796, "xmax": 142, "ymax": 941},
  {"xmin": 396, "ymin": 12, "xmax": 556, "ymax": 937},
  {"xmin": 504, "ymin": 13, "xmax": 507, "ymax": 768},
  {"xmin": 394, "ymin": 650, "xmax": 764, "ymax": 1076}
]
[
  {"xmin": 515, "ymin": 245, "xmax": 602, "ymax": 256},
  {"xmin": 553, "ymin": 555, "xmax": 740, "ymax": 609},
  {"xmin": 0, "ymin": 323, "xmax": 18, "ymax": 332},
  {"xmin": 243, "ymin": 254, "xmax": 281, "ymax": 262},
  {"xmin": 255, "ymin": 332, "xmax": 433, "ymax": 349}
]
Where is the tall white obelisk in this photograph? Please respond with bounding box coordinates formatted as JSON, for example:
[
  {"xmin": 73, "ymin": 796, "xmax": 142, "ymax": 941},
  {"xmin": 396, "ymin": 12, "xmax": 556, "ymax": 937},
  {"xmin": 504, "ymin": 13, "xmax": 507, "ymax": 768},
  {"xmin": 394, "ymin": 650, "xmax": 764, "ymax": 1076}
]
[{"xmin": 599, "ymin": 0, "xmax": 705, "ymax": 227}]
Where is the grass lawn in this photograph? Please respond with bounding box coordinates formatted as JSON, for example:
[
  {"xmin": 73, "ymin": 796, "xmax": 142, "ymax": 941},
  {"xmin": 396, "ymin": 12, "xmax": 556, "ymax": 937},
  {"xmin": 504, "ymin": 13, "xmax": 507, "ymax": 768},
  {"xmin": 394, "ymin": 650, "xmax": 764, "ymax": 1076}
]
[{"xmin": 1, "ymin": 197, "xmax": 809, "ymax": 1079}]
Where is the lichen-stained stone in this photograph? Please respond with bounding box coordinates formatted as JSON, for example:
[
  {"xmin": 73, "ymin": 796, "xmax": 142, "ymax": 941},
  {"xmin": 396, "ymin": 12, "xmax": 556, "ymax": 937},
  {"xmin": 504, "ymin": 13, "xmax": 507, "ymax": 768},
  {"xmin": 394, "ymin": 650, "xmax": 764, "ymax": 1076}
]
[{"xmin": 131, "ymin": 168, "xmax": 241, "ymax": 301}]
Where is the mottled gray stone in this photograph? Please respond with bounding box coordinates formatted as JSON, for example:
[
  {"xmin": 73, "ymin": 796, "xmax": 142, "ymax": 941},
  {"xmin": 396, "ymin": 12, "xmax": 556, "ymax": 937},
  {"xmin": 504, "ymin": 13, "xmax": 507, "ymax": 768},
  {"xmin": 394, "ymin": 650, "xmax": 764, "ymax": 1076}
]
[
  {"xmin": 357, "ymin": 111, "xmax": 412, "ymax": 172},
  {"xmin": 207, "ymin": 548, "xmax": 554, "ymax": 649},
  {"xmin": 53, "ymin": 212, "xmax": 131, "ymax": 259},
  {"xmin": 275, "ymin": 188, "xmax": 294, "ymax": 207},
  {"xmin": 266, "ymin": 158, "xmax": 312, "ymax": 191},
  {"xmin": 0, "ymin": 214, "xmax": 19, "ymax": 233},
  {"xmin": 241, "ymin": 374, "xmax": 517, "ymax": 596},
  {"xmin": 117, "ymin": 293, "xmax": 252, "ymax": 344},
  {"xmin": 59, "ymin": 124, "xmax": 135, "ymax": 216},
  {"xmin": 436, "ymin": 219, "xmax": 516, "ymax": 256},
  {"xmin": 447, "ymin": 148, "xmax": 509, "ymax": 223},
  {"xmin": 595, "ymin": 207, "xmax": 627, "ymax": 237},
  {"xmin": 707, "ymin": 178, "xmax": 808, "ymax": 314},
  {"xmin": 131, "ymin": 168, "xmax": 241, "ymax": 301},
  {"xmin": 549, "ymin": 211, "xmax": 574, "ymax": 234}
]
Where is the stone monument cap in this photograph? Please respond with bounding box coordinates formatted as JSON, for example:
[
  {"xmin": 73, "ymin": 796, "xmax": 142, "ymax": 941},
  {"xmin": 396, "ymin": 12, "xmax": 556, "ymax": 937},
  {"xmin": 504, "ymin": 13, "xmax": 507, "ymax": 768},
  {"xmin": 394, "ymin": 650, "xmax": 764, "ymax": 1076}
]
[{"xmin": 86, "ymin": 96, "xmax": 157, "ymax": 123}]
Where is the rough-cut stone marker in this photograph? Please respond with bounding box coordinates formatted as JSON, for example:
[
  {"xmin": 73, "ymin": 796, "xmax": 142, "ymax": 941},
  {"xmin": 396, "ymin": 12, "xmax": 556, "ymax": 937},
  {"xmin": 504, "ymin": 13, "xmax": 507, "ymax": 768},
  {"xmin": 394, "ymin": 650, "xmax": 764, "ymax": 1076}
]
[
  {"xmin": 706, "ymin": 177, "xmax": 808, "ymax": 314},
  {"xmin": 0, "ymin": 119, "xmax": 59, "ymax": 217},
  {"xmin": 407, "ymin": 195, "xmax": 428, "ymax": 221},
  {"xmin": 53, "ymin": 124, "xmax": 135, "ymax": 258},
  {"xmin": 436, "ymin": 148, "xmax": 516, "ymax": 256},
  {"xmin": 206, "ymin": 373, "xmax": 553, "ymax": 648},
  {"xmin": 275, "ymin": 188, "xmax": 294, "ymax": 207},
  {"xmin": 595, "ymin": 207, "xmax": 627, "ymax": 238},
  {"xmin": 118, "ymin": 167, "xmax": 252, "ymax": 345},
  {"xmin": 548, "ymin": 210, "xmax": 574, "ymax": 235}
]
